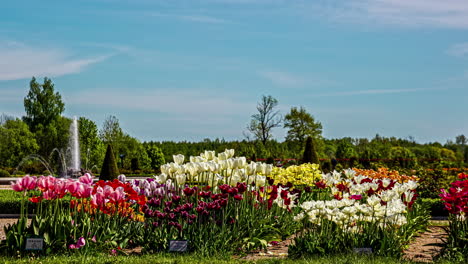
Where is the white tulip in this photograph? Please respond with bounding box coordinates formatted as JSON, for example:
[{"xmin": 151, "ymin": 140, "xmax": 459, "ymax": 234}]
[
  {"xmin": 173, "ymin": 154, "xmax": 185, "ymax": 165},
  {"xmin": 176, "ymin": 174, "xmax": 187, "ymax": 185}
]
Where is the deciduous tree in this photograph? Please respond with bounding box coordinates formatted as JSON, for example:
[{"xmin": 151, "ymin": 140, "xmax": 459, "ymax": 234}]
[{"xmin": 247, "ymin": 95, "xmax": 282, "ymax": 146}]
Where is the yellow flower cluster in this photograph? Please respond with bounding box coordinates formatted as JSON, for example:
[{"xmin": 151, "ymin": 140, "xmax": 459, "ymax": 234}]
[
  {"xmin": 270, "ymin": 163, "xmax": 322, "ymax": 186},
  {"xmin": 353, "ymin": 167, "xmax": 419, "ymax": 183}
]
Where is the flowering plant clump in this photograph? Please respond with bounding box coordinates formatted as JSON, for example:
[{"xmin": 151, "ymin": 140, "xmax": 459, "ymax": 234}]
[
  {"xmin": 269, "ymin": 163, "xmax": 322, "ymax": 187},
  {"xmin": 3, "ymin": 174, "xmax": 147, "ymax": 254},
  {"xmin": 125, "ymin": 175, "xmax": 299, "ymax": 253},
  {"xmin": 157, "ymin": 149, "xmax": 272, "ymax": 188},
  {"xmin": 440, "ymin": 173, "xmax": 468, "ymax": 259},
  {"xmin": 1, "ymin": 155, "xmax": 428, "ymax": 258},
  {"xmin": 289, "ymin": 169, "xmax": 427, "ymax": 258},
  {"xmin": 352, "ymin": 168, "xmax": 419, "ymax": 183}
]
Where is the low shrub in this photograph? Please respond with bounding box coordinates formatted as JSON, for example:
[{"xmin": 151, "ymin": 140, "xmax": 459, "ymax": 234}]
[
  {"xmin": 0, "ymin": 169, "xmax": 11, "ymax": 178},
  {"xmin": 420, "ymin": 198, "xmax": 448, "ymax": 216}
]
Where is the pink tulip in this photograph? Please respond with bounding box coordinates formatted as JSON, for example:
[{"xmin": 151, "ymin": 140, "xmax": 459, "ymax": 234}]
[
  {"xmin": 92, "ymin": 192, "xmax": 106, "ymax": 207},
  {"xmin": 21, "ymin": 175, "xmax": 37, "ymax": 190},
  {"xmin": 82, "ymin": 185, "xmax": 93, "ymax": 198},
  {"xmin": 78, "ymin": 173, "xmax": 93, "ymax": 185},
  {"xmin": 109, "ymin": 187, "xmax": 125, "ymax": 202},
  {"xmin": 91, "ymin": 236, "xmax": 96, "ymax": 243},
  {"xmin": 68, "ymin": 244, "xmax": 77, "ymax": 249},
  {"xmin": 67, "ymin": 181, "xmax": 80, "ymax": 194},
  {"xmin": 43, "ymin": 190, "xmax": 57, "ymax": 200},
  {"xmin": 54, "ymin": 179, "xmax": 67, "ymax": 194},
  {"xmin": 38, "ymin": 176, "xmax": 56, "ymax": 191},
  {"xmin": 11, "ymin": 182, "xmax": 24, "ymax": 192},
  {"xmin": 76, "ymin": 237, "xmax": 86, "ymax": 248},
  {"xmin": 11, "ymin": 175, "xmax": 37, "ymax": 192},
  {"xmin": 103, "ymin": 185, "xmax": 114, "ymax": 197}
]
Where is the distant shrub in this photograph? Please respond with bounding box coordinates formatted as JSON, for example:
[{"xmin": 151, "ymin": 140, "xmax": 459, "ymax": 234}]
[{"xmin": 0, "ymin": 169, "xmax": 11, "ymax": 178}]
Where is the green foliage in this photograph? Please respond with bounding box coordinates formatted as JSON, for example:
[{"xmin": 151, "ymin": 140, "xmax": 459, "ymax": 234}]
[
  {"xmin": 79, "ymin": 117, "xmax": 103, "ymax": 170},
  {"xmin": 420, "ymin": 198, "xmax": 448, "ymax": 216},
  {"xmin": 284, "ymin": 106, "xmax": 322, "ymax": 143},
  {"xmin": 99, "ymin": 144, "xmax": 120, "ymax": 181},
  {"xmin": 34, "ymin": 116, "xmax": 71, "ymax": 159},
  {"xmin": 388, "ymin": 146, "xmax": 417, "ymax": 168},
  {"xmin": 442, "ymin": 217, "xmax": 468, "ymax": 261},
  {"xmin": 0, "ymin": 253, "xmax": 415, "ymax": 264},
  {"xmin": 335, "ymin": 138, "xmax": 357, "ymax": 159},
  {"xmin": 144, "ymin": 144, "xmax": 165, "ymax": 172},
  {"xmin": 0, "ymin": 118, "xmax": 39, "ymax": 168},
  {"xmin": 0, "ymin": 169, "xmax": 11, "ymax": 177},
  {"xmin": 99, "ymin": 115, "xmax": 123, "ymax": 147},
  {"xmin": 289, "ymin": 202, "xmax": 429, "ymax": 259},
  {"xmin": 302, "ymin": 137, "xmax": 320, "ymax": 165},
  {"xmin": 23, "ymin": 77, "xmax": 65, "ymax": 132},
  {"xmin": 284, "ymin": 106, "xmax": 322, "ymax": 156}
]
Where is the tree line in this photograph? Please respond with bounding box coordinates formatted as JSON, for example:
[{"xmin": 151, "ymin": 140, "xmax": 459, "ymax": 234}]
[{"xmin": 0, "ymin": 78, "xmax": 467, "ymax": 176}]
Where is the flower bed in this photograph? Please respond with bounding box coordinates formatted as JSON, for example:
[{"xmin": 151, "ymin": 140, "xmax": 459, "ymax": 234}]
[
  {"xmin": 0, "ymin": 150, "xmax": 429, "ymax": 259},
  {"xmin": 440, "ymin": 173, "xmax": 468, "ymax": 260}
]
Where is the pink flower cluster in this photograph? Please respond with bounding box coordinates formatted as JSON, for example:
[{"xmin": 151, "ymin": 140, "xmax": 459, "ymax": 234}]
[{"xmin": 11, "ymin": 174, "xmax": 94, "ymax": 202}]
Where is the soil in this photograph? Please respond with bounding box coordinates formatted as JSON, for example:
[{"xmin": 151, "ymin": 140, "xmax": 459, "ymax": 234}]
[{"xmin": 403, "ymin": 225, "xmax": 447, "ymax": 263}]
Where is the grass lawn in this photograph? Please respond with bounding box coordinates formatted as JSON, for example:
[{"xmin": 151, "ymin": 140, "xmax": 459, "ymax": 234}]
[{"xmin": 0, "ymin": 253, "xmax": 420, "ymax": 264}]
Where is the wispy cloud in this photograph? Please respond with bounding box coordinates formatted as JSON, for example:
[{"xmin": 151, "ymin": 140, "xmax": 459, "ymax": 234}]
[
  {"xmin": 447, "ymin": 43, "xmax": 468, "ymax": 58},
  {"xmin": 258, "ymin": 70, "xmax": 338, "ymax": 88},
  {"xmin": 68, "ymin": 89, "xmax": 252, "ymax": 119},
  {"xmin": 259, "ymin": 70, "xmax": 305, "ymax": 87},
  {"xmin": 314, "ymin": 87, "xmax": 445, "ymax": 97},
  {"xmin": 162, "ymin": 14, "xmax": 230, "ymax": 24},
  {"xmin": 0, "ymin": 41, "xmax": 111, "ymax": 81},
  {"xmin": 311, "ymin": 0, "xmax": 468, "ymax": 29}
]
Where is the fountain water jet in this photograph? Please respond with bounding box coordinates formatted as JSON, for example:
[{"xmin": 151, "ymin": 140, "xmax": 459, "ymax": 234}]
[{"xmin": 69, "ymin": 116, "xmax": 81, "ymax": 172}]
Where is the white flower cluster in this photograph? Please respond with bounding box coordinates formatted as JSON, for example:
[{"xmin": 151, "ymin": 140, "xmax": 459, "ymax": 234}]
[
  {"xmin": 295, "ymin": 170, "xmax": 418, "ymax": 229},
  {"xmin": 156, "ymin": 149, "xmax": 273, "ymax": 187}
]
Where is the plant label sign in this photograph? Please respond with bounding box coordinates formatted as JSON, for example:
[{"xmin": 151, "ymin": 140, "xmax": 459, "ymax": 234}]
[
  {"xmin": 169, "ymin": 240, "xmax": 188, "ymax": 252},
  {"xmin": 25, "ymin": 237, "xmax": 44, "ymax": 251},
  {"xmin": 353, "ymin": 247, "xmax": 373, "ymax": 254}
]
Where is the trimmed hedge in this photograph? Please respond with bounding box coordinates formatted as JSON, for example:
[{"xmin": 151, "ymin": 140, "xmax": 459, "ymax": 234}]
[
  {"xmin": 420, "ymin": 198, "xmax": 448, "ymax": 216},
  {"xmin": 0, "ymin": 190, "xmax": 70, "ymax": 214}
]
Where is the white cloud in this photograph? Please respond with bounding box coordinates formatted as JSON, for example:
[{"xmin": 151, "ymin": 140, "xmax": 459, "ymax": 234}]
[
  {"xmin": 314, "ymin": 87, "xmax": 444, "ymax": 97},
  {"xmin": 312, "ymin": 0, "xmax": 468, "ymax": 29},
  {"xmin": 0, "ymin": 41, "xmax": 110, "ymax": 81}
]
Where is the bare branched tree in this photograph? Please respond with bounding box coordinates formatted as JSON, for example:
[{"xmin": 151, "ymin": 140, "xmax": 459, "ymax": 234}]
[{"xmin": 247, "ymin": 95, "xmax": 282, "ymax": 145}]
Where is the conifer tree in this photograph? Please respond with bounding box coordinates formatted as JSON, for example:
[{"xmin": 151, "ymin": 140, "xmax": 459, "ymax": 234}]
[
  {"xmin": 302, "ymin": 136, "xmax": 320, "ymax": 165},
  {"xmin": 100, "ymin": 144, "xmax": 119, "ymax": 180}
]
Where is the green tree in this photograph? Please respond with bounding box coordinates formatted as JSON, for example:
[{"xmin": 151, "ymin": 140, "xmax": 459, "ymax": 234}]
[
  {"xmin": 34, "ymin": 116, "xmax": 71, "ymax": 158},
  {"xmin": 100, "ymin": 144, "xmax": 120, "ymax": 180},
  {"xmin": 79, "ymin": 117, "xmax": 103, "ymax": 170},
  {"xmin": 247, "ymin": 95, "xmax": 282, "ymax": 146},
  {"xmin": 99, "ymin": 115, "xmax": 124, "ymax": 147},
  {"xmin": 302, "ymin": 136, "xmax": 320, "ymax": 165},
  {"xmin": 23, "ymin": 77, "xmax": 65, "ymax": 132},
  {"xmin": 144, "ymin": 144, "xmax": 166, "ymax": 172},
  {"xmin": 284, "ymin": 106, "xmax": 322, "ymax": 142},
  {"xmin": 0, "ymin": 118, "xmax": 39, "ymax": 167},
  {"xmin": 335, "ymin": 138, "xmax": 357, "ymax": 159},
  {"xmin": 284, "ymin": 106, "xmax": 322, "ymax": 158}
]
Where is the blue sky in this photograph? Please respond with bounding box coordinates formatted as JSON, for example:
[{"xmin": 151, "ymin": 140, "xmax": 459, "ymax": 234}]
[{"xmin": 1, "ymin": 0, "xmax": 467, "ymax": 143}]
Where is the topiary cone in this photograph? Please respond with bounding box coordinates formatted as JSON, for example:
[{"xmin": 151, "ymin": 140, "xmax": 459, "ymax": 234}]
[{"xmin": 100, "ymin": 144, "xmax": 120, "ymax": 181}]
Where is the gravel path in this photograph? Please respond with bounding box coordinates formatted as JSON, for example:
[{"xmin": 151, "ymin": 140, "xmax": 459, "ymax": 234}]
[{"xmin": 403, "ymin": 225, "xmax": 447, "ymax": 263}]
